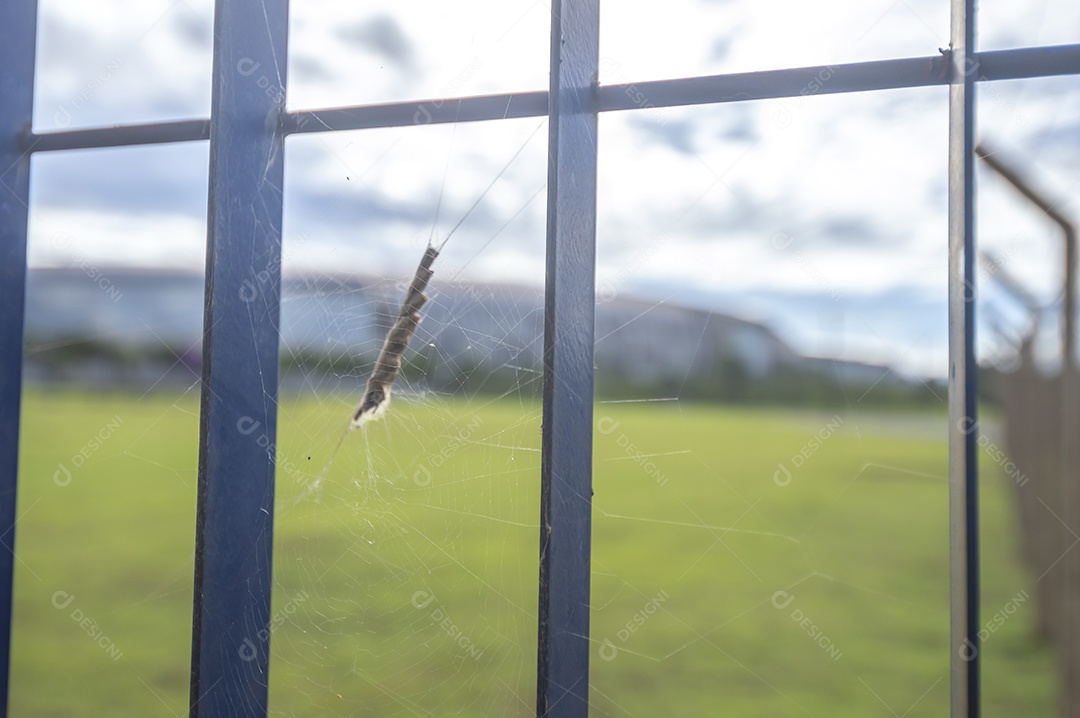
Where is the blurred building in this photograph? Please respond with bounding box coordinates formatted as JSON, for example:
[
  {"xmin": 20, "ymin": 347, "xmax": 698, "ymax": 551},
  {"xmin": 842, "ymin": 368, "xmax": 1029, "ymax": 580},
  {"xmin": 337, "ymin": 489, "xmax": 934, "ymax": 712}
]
[{"xmin": 24, "ymin": 266, "xmax": 910, "ymax": 398}]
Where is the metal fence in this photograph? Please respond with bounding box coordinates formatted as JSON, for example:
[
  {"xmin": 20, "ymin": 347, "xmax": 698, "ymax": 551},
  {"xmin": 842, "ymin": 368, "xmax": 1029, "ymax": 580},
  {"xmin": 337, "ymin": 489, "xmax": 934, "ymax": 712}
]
[{"xmin": 0, "ymin": 1, "xmax": 1078, "ymax": 716}]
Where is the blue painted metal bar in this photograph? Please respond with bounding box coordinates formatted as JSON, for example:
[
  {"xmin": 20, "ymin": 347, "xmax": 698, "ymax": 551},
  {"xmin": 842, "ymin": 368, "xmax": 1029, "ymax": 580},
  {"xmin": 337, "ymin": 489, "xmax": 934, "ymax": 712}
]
[
  {"xmin": 947, "ymin": 0, "xmax": 980, "ymax": 715},
  {"xmin": 0, "ymin": 2, "xmax": 37, "ymax": 713},
  {"xmin": 977, "ymin": 43, "xmax": 1080, "ymax": 82},
  {"xmin": 598, "ymin": 43, "xmax": 1080, "ymax": 113},
  {"xmin": 287, "ymin": 91, "xmax": 548, "ymax": 133},
  {"xmin": 601, "ymin": 55, "xmax": 952, "ymax": 111},
  {"xmin": 24, "ymin": 44, "xmax": 1080, "ymax": 154},
  {"xmin": 189, "ymin": 0, "xmax": 289, "ymax": 716},
  {"xmin": 536, "ymin": 0, "xmax": 599, "ymax": 715},
  {"xmin": 29, "ymin": 119, "xmax": 210, "ymax": 153}
]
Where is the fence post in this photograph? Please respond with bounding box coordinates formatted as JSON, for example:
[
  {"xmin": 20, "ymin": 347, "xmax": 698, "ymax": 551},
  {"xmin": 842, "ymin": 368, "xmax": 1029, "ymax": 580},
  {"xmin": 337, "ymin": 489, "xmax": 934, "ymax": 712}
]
[
  {"xmin": 0, "ymin": 2, "xmax": 37, "ymax": 713},
  {"xmin": 189, "ymin": 1, "xmax": 289, "ymax": 716},
  {"xmin": 947, "ymin": 0, "xmax": 980, "ymax": 715},
  {"xmin": 536, "ymin": 0, "xmax": 600, "ymax": 715},
  {"xmin": 974, "ymin": 145, "xmax": 1080, "ymax": 714}
]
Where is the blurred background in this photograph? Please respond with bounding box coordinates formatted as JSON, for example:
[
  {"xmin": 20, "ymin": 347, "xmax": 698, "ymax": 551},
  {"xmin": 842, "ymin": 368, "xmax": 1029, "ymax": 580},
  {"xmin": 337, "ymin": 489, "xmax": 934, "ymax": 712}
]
[{"xmin": 12, "ymin": 0, "xmax": 1080, "ymax": 715}]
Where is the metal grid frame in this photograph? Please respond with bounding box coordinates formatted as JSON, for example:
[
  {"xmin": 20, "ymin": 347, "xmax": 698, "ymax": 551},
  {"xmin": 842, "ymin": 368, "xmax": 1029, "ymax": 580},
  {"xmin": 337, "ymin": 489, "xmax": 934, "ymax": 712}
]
[{"xmin": 0, "ymin": 0, "xmax": 1078, "ymax": 716}]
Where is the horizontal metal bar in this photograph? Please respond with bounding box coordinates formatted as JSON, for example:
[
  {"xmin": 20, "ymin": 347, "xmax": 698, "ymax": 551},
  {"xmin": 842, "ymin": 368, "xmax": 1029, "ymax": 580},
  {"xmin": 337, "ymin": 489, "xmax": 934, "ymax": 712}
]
[
  {"xmin": 602, "ymin": 43, "xmax": 1080, "ymax": 113},
  {"xmin": 601, "ymin": 54, "xmax": 950, "ymax": 112},
  {"xmin": 979, "ymin": 43, "xmax": 1080, "ymax": 82},
  {"xmin": 289, "ymin": 91, "xmax": 547, "ymax": 133},
  {"xmin": 22, "ymin": 43, "xmax": 1080, "ymax": 153},
  {"xmin": 27, "ymin": 118, "xmax": 209, "ymax": 153}
]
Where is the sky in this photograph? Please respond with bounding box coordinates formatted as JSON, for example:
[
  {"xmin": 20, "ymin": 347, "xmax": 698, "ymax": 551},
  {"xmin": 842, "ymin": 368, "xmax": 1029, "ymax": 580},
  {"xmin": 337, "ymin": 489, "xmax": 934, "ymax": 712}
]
[{"xmin": 24, "ymin": 0, "xmax": 1080, "ymax": 378}]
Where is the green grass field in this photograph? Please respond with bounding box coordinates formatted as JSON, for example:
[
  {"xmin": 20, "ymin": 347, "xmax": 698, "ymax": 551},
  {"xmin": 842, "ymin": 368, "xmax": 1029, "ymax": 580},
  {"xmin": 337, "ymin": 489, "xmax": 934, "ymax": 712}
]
[{"xmin": 10, "ymin": 389, "xmax": 1054, "ymax": 716}]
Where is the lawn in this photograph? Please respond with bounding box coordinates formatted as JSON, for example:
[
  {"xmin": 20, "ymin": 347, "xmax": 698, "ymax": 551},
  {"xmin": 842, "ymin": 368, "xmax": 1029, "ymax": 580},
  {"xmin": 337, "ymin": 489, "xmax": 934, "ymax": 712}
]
[{"xmin": 10, "ymin": 389, "xmax": 1054, "ymax": 716}]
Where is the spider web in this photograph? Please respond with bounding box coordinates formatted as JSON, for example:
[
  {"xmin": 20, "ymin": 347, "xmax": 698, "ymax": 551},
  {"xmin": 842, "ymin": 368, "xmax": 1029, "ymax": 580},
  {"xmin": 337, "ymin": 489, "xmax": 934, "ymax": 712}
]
[
  {"xmin": 265, "ymin": 104, "xmax": 954, "ymax": 718},
  {"xmin": 10, "ymin": 91, "xmax": 1058, "ymax": 718},
  {"xmin": 267, "ymin": 119, "xmax": 549, "ymax": 717},
  {"xmin": 262, "ymin": 83, "xmax": 1071, "ymax": 716}
]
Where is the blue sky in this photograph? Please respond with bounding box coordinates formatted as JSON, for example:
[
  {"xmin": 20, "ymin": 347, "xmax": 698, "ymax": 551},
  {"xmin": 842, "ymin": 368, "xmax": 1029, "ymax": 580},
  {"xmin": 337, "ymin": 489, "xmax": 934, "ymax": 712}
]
[{"xmin": 25, "ymin": 0, "xmax": 1080, "ymax": 377}]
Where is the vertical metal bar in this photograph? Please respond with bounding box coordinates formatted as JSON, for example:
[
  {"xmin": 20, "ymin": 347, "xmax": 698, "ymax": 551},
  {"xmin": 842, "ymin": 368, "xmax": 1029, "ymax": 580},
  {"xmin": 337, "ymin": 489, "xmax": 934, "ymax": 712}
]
[
  {"xmin": 948, "ymin": 0, "xmax": 980, "ymax": 716},
  {"xmin": 536, "ymin": 0, "xmax": 599, "ymax": 714},
  {"xmin": 1066, "ymin": 229, "xmax": 1077, "ymax": 368},
  {"xmin": 1064, "ymin": 227, "xmax": 1080, "ymax": 718},
  {"xmin": 189, "ymin": 1, "xmax": 289, "ymax": 716},
  {"xmin": 1066, "ymin": 229, "xmax": 1077, "ymax": 369},
  {"xmin": 0, "ymin": 2, "xmax": 37, "ymax": 712}
]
